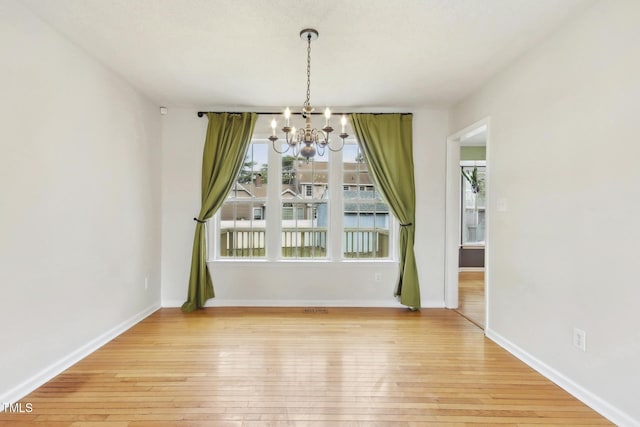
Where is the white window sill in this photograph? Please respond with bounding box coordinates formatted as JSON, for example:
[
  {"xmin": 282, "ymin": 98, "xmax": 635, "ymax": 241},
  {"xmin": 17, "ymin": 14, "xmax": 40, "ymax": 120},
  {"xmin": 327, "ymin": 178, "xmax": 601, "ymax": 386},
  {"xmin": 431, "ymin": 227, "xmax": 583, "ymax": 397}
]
[{"xmin": 207, "ymin": 259, "xmax": 399, "ymax": 265}]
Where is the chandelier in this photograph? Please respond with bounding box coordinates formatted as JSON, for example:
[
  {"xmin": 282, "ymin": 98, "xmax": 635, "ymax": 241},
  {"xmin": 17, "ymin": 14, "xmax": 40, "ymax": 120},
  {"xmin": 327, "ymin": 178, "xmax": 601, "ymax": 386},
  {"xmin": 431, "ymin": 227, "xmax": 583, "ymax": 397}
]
[{"xmin": 269, "ymin": 29, "xmax": 348, "ymax": 160}]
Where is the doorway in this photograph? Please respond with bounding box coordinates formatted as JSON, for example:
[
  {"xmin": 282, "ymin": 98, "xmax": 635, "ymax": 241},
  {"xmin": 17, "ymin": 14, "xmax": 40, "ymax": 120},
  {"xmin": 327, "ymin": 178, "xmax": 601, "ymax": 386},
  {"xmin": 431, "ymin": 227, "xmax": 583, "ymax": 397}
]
[{"xmin": 445, "ymin": 119, "xmax": 489, "ymax": 329}]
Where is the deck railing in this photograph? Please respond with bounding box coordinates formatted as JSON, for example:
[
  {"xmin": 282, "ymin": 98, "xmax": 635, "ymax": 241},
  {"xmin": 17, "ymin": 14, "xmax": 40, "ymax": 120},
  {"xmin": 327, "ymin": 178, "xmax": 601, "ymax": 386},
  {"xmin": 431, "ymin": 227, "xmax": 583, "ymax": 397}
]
[{"xmin": 219, "ymin": 227, "xmax": 389, "ymax": 258}]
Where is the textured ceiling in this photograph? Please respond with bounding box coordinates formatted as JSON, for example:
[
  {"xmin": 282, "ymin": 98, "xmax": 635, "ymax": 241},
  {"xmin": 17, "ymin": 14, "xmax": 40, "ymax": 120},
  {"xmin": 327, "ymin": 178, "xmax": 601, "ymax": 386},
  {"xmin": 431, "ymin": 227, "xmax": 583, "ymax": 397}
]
[{"xmin": 20, "ymin": 0, "xmax": 594, "ymax": 109}]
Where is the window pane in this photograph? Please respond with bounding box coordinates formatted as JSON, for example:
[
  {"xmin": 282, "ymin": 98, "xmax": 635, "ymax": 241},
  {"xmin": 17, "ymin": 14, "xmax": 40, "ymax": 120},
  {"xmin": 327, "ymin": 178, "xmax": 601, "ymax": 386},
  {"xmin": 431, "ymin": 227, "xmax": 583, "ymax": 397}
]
[
  {"xmin": 218, "ymin": 142, "xmax": 268, "ymax": 258},
  {"xmin": 342, "ymin": 144, "xmax": 391, "ymax": 258},
  {"xmin": 281, "ymin": 201, "xmax": 327, "ymax": 258},
  {"xmin": 281, "ymin": 150, "xmax": 328, "ymax": 259},
  {"xmin": 461, "ymin": 165, "xmax": 485, "ymax": 244}
]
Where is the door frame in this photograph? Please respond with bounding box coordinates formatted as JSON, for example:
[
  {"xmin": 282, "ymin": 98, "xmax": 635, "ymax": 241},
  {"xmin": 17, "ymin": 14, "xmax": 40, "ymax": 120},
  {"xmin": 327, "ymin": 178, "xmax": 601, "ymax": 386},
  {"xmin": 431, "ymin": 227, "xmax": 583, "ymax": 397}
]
[{"xmin": 445, "ymin": 117, "xmax": 491, "ymax": 329}]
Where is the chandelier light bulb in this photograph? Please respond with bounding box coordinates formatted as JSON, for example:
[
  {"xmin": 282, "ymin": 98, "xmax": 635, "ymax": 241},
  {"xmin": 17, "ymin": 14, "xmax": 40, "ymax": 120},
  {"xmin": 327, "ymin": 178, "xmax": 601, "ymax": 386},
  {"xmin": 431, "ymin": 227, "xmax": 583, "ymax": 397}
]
[
  {"xmin": 324, "ymin": 107, "xmax": 331, "ymax": 125},
  {"xmin": 284, "ymin": 107, "xmax": 291, "ymax": 126},
  {"xmin": 341, "ymin": 115, "xmax": 347, "ymax": 133},
  {"xmin": 270, "ymin": 118, "xmax": 277, "ymax": 136}
]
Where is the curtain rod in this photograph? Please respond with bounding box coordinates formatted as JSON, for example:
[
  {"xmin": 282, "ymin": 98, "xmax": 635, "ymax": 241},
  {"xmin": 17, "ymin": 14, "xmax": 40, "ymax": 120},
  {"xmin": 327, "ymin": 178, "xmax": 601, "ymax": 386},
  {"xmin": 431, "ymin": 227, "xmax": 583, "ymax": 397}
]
[{"xmin": 196, "ymin": 111, "xmax": 412, "ymax": 117}]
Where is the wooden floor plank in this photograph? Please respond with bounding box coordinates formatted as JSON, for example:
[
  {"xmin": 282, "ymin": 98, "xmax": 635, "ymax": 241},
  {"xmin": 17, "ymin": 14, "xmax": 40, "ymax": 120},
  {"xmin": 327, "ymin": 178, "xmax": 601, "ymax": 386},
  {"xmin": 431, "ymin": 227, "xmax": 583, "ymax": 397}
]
[{"xmin": 1, "ymin": 307, "xmax": 610, "ymax": 426}]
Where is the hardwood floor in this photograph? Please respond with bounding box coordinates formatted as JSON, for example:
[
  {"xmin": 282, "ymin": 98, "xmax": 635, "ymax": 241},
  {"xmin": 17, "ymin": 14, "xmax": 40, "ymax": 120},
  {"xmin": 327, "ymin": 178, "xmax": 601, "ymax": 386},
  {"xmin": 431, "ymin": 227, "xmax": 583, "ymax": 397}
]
[
  {"xmin": 457, "ymin": 271, "xmax": 486, "ymax": 329},
  {"xmin": 1, "ymin": 307, "xmax": 611, "ymax": 426}
]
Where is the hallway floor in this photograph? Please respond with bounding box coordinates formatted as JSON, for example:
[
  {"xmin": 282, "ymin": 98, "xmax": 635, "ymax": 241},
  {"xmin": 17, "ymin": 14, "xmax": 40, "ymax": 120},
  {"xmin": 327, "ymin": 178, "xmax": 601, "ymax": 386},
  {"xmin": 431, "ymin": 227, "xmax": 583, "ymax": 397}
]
[{"xmin": 457, "ymin": 270, "xmax": 485, "ymax": 329}]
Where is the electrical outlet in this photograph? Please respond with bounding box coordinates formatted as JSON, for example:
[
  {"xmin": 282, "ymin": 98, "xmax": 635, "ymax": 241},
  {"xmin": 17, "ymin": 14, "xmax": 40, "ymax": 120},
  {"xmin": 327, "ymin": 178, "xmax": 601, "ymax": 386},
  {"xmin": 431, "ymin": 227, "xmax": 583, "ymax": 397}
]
[
  {"xmin": 374, "ymin": 273, "xmax": 381, "ymax": 282},
  {"xmin": 144, "ymin": 277, "xmax": 149, "ymax": 290},
  {"xmin": 573, "ymin": 328, "xmax": 586, "ymax": 352}
]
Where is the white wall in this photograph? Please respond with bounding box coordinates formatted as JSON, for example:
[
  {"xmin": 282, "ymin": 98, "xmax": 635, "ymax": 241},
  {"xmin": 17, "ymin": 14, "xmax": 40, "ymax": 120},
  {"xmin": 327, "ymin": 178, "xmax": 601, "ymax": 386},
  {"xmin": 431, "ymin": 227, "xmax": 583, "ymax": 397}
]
[
  {"xmin": 451, "ymin": 1, "xmax": 640, "ymax": 424},
  {"xmin": 161, "ymin": 108, "xmax": 448, "ymax": 308},
  {"xmin": 0, "ymin": 0, "xmax": 161, "ymax": 401}
]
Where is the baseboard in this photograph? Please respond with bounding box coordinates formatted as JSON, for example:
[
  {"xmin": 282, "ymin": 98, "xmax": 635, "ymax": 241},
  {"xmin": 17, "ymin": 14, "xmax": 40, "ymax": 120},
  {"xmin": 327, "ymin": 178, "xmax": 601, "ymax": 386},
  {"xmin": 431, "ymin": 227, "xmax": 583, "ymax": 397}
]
[
  {"xmin": 458, "ymin": 267, "xmax": 485, "ymax": 272},
  {"xmin": 162, "ymin": 298, "xmax": 445, "ymax": 309},
  {"xmin": 0, "ymin": 301, "xmax": 161, "ymax": 408},
  {"xmin": 486, "ymin": 328, "xmax": 639, "ymax": 427}
]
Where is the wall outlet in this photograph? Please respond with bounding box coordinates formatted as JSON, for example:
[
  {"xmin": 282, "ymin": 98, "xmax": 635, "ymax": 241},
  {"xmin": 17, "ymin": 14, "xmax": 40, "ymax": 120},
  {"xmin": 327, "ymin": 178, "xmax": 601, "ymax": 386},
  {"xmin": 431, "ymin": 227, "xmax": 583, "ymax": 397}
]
[
  {"xmin": 374, "ymin": 272, "xmax": 381, "ymax": 282},
  {"xmin": 573, "ymin": 328, "xmax": 587, "ymax": 352},
  {"xmin": 144, "ymin": 276, "xmax": 149, "ymax": 290}
]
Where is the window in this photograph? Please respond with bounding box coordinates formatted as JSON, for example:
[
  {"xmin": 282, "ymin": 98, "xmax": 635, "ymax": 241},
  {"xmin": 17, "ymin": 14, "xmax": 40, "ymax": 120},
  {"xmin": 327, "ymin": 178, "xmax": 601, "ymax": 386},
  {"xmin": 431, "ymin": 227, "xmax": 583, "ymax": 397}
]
[
  {"xmin": 212, "ymin": 116, "xmax": 394, "ymax": 261},
  {"xmin": 282, "ymin": 203, "xmax": 304, "ymax": 220},
  {"xmin": 281, "ymin": 150, "xmax": 329, "ymax": 259},
  {"xmin": 253, "ymin": 207, "xmax": 263, "ymax": 220},
  {"xmin": 217, "ymin": 142, "xmax": 268, "ymax": 258},
  {"xmin": 461, "ymin": 162, "xmax": 486, "ymax": 245},
  {"xmin": 342, "ymin": 145, "xmax": 390, "ymax": 258}
]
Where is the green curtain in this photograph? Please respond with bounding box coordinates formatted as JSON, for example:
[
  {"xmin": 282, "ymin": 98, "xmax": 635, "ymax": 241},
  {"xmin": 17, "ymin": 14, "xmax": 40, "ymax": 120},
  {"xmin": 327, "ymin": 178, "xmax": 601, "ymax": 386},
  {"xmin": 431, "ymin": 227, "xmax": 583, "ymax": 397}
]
[
  {"xmin": 350, "ymin": 114, "xmax": 420, "ymax": 309},
  {"xmin": 181, "ymin": 112, "xmax": 257, "ymax": 312}
]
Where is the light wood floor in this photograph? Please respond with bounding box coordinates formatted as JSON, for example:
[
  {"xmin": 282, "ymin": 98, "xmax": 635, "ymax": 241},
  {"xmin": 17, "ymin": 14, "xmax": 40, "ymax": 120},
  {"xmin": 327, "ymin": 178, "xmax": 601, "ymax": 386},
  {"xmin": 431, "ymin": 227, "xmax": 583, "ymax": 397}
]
[
  {"xmin": 1, "ymin": 307, "xmax": 611, "ymax": 426},
  {"xmin": 457, "ymin": 271, "xmax": 486, "ymax": 329}
]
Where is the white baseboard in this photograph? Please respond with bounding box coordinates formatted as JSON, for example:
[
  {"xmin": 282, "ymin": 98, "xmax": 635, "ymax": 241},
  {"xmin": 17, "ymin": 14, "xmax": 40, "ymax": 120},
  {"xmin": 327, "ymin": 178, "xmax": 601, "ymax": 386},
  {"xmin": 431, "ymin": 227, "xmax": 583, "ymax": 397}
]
[
  {"xmin": 0, "ymin": 302, "xmax": 161, "ymax": 408},
  {"xmin": 486, "ymin": 328, "xmax": 639, "ymax": 427},
  {"xmin": 459, "ymin": 267, "xmax": 485, "ymax": 272},
  {"xmin": 162, "ymin": 298, "xmax": 445, "ymax": 309}
]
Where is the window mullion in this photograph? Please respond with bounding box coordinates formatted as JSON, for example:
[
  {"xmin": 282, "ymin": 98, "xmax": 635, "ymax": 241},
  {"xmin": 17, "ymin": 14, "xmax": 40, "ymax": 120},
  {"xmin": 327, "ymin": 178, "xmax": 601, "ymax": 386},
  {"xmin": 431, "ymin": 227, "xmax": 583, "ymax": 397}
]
[
  {"xmin": 266, "ymin": 142, "xmax": 281, "ymax": 261},
  {"xmin": 329, "ymin": 147, "xmax": 343, "ymax": 260}
]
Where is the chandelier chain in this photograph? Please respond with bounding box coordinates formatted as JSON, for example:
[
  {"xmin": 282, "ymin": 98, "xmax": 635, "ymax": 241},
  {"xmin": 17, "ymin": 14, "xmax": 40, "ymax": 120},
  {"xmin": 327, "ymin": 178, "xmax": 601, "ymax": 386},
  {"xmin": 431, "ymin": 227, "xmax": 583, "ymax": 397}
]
[{"xmin": 305, "ymin": 33, "xmax": 311, "ymax": 109}]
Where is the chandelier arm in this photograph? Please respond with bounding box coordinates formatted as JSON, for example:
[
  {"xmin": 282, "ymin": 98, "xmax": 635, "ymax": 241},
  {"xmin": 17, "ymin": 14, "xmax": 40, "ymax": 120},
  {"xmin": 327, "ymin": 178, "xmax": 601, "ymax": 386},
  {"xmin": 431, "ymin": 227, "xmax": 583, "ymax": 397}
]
[
  {"xmin": 310, "ymin": 128, "xmax": 323, "ymax": 145},
  {"xmin": 322, "ymin": 130, "xmax": 331, "ymax": 145},
  {"xmin": 272, "ymin": 139, "xmax": 289, "ymax": 155},
  {"xmin": 290, "ymin": 131, "xmax": 302, "ymax": 157},
  {"xmin": 327, "ymin": 136, "xmax": 346, "ymax": 152}
]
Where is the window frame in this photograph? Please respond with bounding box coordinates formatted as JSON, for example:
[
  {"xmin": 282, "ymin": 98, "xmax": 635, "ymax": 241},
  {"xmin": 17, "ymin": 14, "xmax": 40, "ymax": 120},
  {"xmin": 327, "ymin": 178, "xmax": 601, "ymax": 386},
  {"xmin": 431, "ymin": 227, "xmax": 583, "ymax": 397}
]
[{"xmin": 208, "ymin": 136, "xmax": 397, "ymax": 263}]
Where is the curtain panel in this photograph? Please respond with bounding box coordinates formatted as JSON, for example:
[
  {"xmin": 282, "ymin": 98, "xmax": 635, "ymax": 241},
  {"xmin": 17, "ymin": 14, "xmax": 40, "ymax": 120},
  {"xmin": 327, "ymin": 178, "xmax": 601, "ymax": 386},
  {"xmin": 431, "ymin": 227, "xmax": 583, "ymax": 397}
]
[
  {"xmin": 350, "ymin": 113, "xmax": 420, "ymax": 309},
  {"xmin": 181, "ymin": 112, "xmax": 257, "ymax": 312}
]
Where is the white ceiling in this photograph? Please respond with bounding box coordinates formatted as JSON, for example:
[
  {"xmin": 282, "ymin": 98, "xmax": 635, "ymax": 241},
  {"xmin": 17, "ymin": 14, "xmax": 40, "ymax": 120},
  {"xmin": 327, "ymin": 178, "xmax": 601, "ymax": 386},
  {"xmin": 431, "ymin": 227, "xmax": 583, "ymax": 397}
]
[{"xmin": 20, "ymin": 0, "xmax": 594, "ymax": 109}]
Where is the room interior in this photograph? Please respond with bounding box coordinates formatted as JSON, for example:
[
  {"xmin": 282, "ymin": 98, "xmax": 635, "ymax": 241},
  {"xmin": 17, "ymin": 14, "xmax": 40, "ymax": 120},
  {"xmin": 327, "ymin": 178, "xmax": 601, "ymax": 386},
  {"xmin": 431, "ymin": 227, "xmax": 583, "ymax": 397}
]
[{"xmin": 1, "ymin": 0, "xmax": 639, "ymax": 425}]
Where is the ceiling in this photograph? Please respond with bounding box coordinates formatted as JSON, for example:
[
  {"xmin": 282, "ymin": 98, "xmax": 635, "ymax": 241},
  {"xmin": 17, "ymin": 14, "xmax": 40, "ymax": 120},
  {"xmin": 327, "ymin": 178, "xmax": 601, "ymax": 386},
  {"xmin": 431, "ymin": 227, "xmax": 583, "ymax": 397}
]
[{"xmin": 20, "ymin": 0, "xmax": 594, "ymax": 110}]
